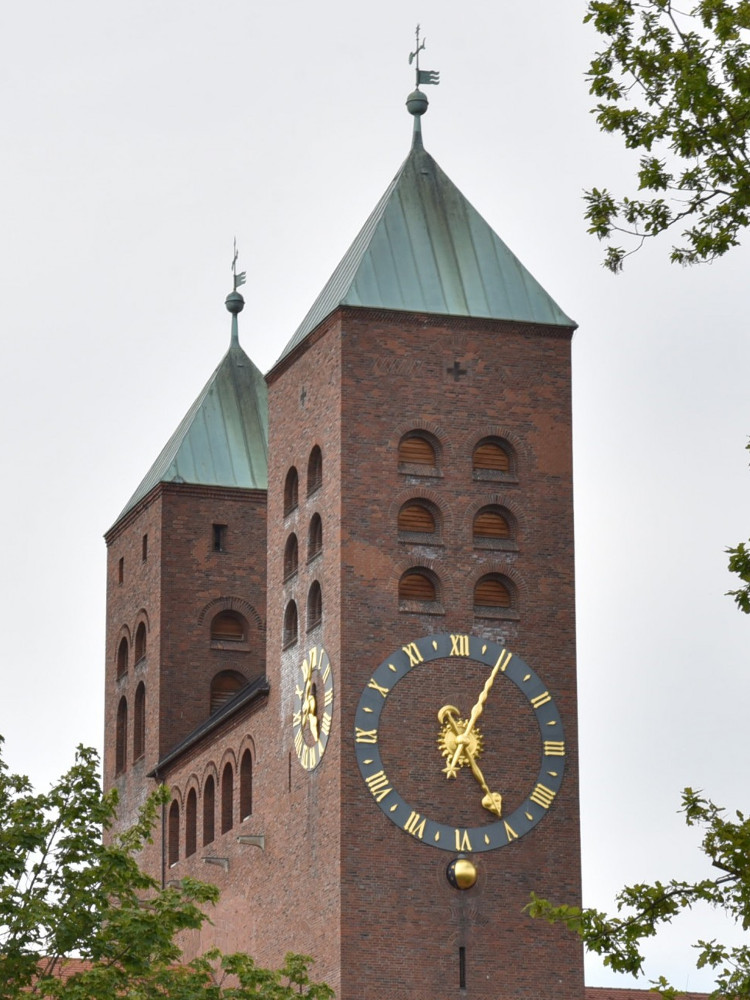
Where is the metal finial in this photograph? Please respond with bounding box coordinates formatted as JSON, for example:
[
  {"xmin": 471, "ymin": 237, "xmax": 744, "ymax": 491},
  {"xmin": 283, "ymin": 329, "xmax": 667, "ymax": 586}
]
[
  {"xmin": 232, "ymin": 236, "xmax": 247, "ymax": 292},
  {"xmin": 226, "ymin": 238, "xmax": 245, "ymax": 347},
  {"xmin": 408, "ymin": 24, "xmax": 440, "ymax": 89}
]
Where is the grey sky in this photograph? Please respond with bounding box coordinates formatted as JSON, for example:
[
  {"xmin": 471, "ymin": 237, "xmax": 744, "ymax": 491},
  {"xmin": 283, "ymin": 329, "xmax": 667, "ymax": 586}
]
[{"xmin": 2, "ymin": 1, "xmax": 749, "ymax": 990}]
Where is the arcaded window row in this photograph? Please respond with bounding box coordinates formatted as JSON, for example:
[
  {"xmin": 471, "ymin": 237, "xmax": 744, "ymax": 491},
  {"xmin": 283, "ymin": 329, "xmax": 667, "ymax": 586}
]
[
  {"xmin": 283, "ymin": 514, "xmax": 322, "ymax": 580},
  {"xmin": 398, "ymin": 432, "xmax": 516, "ymax": 479},
  {"xmin": 167, "ymin": 751, "xmax": 253, "ymax": 866},
  {"xmin": 398, "ymin": 500, "xmax": 516, "ymax": 549},
  {"xmin": 398, "ymin": 570, "xmax": 515, "ymax": 616}
]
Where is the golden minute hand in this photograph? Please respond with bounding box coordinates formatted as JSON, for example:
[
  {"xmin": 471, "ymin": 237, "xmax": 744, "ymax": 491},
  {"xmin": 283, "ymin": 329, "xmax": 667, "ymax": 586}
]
[{"xmin": 446, "ymin": 660, "xmax": 504, "ymax": 774}]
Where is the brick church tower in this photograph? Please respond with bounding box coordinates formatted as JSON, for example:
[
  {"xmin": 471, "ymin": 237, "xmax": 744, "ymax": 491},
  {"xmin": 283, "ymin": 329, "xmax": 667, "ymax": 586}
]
[{"xmin": 103, "ymin": 81, "xmax": 583, "ymax": 1000}]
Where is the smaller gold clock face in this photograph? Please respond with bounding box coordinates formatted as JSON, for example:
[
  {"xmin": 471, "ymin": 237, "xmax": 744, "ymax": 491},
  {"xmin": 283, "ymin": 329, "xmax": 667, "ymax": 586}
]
[{"xmin": 292, "ymin": 645, "xmax": 334, "ymax": 771}]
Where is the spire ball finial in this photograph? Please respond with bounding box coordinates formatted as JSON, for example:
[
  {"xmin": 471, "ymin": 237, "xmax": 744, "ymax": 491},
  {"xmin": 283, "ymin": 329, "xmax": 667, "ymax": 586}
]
[
  {"xmin": 225, "ymin": 290, "xmax": 245, "ymax": 315},
  {"xmin": 406, "ymin": 89, "xmax": 429, "ymax": 116}
]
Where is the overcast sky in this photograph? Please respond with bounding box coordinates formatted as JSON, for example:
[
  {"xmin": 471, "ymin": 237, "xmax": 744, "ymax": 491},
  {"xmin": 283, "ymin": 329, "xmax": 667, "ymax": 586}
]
[{"xmin": 2, "ymin": 0, "xmax": 749, "ymax": 990}]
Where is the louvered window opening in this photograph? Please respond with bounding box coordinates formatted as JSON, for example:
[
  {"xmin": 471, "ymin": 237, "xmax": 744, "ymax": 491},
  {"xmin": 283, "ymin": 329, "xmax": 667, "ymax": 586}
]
[
  {"xmin": 284, "ymin": 535, "xmax": 299, "ymax": 579},
  {"xmin": 284, "ymin": 468, "xmax": 299, "ymax": 515},
  {"xmin": 398, "ymin": 503, "xmax": 436, "ymax": 533},
  {"xmin": 473, "ymin": 442, "xmax": 510, "ymax": 472},
  {"xmin": 308, "ymin": 446, "xmax": 322, "ymax": 495},
  {"xmin": 116, "ymin": 637, "xmax": 128, "ymax": 678},
  {"xmin": 309, "ymin": 514, "xmax": 323, "ymax": 559},
  {"xmin": 399, "ymin": 436, "xmax": 436, "ymax": 466},
  {"xmin": 474, "ymin": 578, "xmax": 511, "ymax": 608},
  {"xmin": 474, "ymin": 510, "xmax": 510, "ymax": 539},
  {"xmin": 210, "ymin": 671, "xmax": 245, "ymax": 714},
  {"xmin": 399, "ymin": 572, "xmax": 436, "ymax": 602},
  {"xmin": 211, "ymin": 612, "xmax": 245, "ymax": 642},
  {"xmin": 307, "ymin": 582, "xmax": 322, "ymax": 630},
  {"xmin": 134, "ymin": 623, "xmax": 147, "ymax": 663},
  {"xmin": 284, "ymin": 602, "xmax": 298, "ymax": 647}
]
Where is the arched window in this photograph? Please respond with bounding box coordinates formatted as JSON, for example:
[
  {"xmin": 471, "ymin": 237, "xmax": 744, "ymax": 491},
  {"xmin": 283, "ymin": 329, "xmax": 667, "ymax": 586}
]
[
  {"xmin": 133, "ymin": 682, "xmax": 145, "ymax": 761},
  {"xmin": 221, "ymin": 762, "xmax": 234, "ymax": 834},
  {"xmin": 116, "ymin": 637, "xmax": 128, "ymax": 679},
  {"xmin": 203, "ymin": 775, "xmax": 215, "ymax": 846},
  {"xmin": 210, "ymin": 670, "xmax": 246, "ymax": 714},
  {"xmin": 307, "ymin": 445, "xmax": 322, "ymax": 496},
  {"xmin": 185, "ymin": 789, "xmax": 197, "ymax": 858},
  {"xmin": 115, "ymin": 697, "xmax": 127, "ymax": 775},
  {"xmin": 474, "ymin": 574, "xmax": 513, "ymax": 613},
  {"xmin": 168, "ymin": 800, "xmax": 179, "ymax": 866},
  {"xmin": 284, "ymin": 467, "xmax": 299, "ymax": 516},
  {"xmin": 308, "ymin": 514, "xmax": 322, "ymax": 561},
  {"xmin": 240, "ymin": 750, "xmax": 252, "ymax": 820},
  {"xmin": 473, "ymin": 437, "xmax": 514, "ymax": 476},
  {"xmin": 283, "ymin": 601, "xmax": 298, "ymax": 648},
  {"xmin": 398, "ymin": 431, "xmax": 439, "ymax": 470},
  {"xmin": 398, "ymin": 569, "xmax": 438, "ymax": 604},
  {"xmin": 134, "ymin": 622, "xmax": 147, "ymax": 663},
  {"xmin": 473, "ymin": 506, "xmax": 512, "ymax": 541},
  {"xmin": 284, "ymin": 534, "xmax": 299, "ymax": 580},
  {"xmin": 307, "ymin": 581, "xmax": 322, "ymax": 631},
  {"xmin": 397, "ymin": 500, "xmax": 437, "ymax": 537},
  {"xmin": 210, "ymin": 611, "xmax": 246, "ymax": 643}
]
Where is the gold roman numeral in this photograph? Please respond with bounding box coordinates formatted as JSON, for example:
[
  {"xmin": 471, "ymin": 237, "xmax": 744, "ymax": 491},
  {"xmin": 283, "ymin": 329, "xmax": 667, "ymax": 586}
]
[
  {"xmin": 366, "ymin": 770, "xmax": 393, "ymax": 803},
  {"xmin": 531, "ymin": 691, "xmax": 552, "ymax": 709},
  {"xmin": 324, "ymin": 687, "xmax": 333, "ymax": 706},
  {"xmin": 307, "ymin": 647, "xmax": 318, "ymax": 670},
  {"xmin": 529, "ymin": 783, "xmax": 556, "ymax": 810},
  {"xmin": 405, "ymin": 811, "xmax": 426, "ymax": 839},
  {"xmin": 321, "ymin": 662, "xmax": 331, "ymax": 683},
  {"xmin": 494, "ymin": 648, "xmax": 512, "ymax": 672},
  {"xmin": 321, "ymin": 713, "xmax": 331, "ymax": 735},
  {"xmin": 544, "ymin": 740, "xmax": 565, "ymax": 757},
  {"xmin": 503, "ymin": 820, "xmax": 518, "ymax": 842},
  {"xmin": 355, "ymin": 728, "xmax": 378, "ymax": 744},
  {"xmin": 454, "ymin": 828, "xmax": 472, "ymax": 852},
  {"xmin": 292, "ymin": 711, "xmax": 302, "ymax": 726},
  {"xmin": 367, "ymin": 678, "xmax": 390, "ymax": 698},
  {"xmin": 450, "ymin": 634, "xmax": 469, "ymax": 656},
  {"xmin": 294, "ymin": 730, "xmax": 303, "ymax": 755},
  {"xmin": 402, "ymin": 642, "xmax": 424, "ymax": 667},
  {"xmin": 302, "ymin": 744, "xmax": 318, "ymax": 769}
]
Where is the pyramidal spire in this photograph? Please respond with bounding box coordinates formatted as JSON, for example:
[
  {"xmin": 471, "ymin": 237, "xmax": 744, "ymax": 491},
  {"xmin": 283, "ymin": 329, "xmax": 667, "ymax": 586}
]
[
  {"xmin": 225, "ymin": 237, "xmax": 247, "ymax": 347},
  {"xmin": 273, "ymin": 43, "xmax": 574, "ymax": 369}
]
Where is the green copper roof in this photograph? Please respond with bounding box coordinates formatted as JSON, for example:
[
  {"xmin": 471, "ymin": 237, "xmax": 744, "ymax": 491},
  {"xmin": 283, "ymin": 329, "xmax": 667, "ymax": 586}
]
[
  {"xmin": 115, "ymin": 334, "xmax": 268, "ymax": 525},
  {"xmin": 276, "ymin": 129, "xmax": 575, "ymax": 366}
]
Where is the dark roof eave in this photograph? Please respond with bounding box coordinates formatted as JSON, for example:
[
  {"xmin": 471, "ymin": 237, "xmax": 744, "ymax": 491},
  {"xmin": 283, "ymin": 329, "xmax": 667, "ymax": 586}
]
[{"xmin": 147, "ymin": 674, "xmax": 270, "ymax": 778}]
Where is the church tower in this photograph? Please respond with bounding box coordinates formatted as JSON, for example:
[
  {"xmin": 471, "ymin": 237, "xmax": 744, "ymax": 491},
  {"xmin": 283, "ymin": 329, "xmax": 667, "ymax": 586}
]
[{"xmin": 103, "ymin": 69, "xmax": 583, "ymax": 1000}]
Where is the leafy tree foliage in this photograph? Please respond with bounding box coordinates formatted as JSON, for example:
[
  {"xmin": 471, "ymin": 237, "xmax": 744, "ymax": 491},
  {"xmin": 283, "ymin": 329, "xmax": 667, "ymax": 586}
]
[
  {"xmin": 584, "ymin": 0, "xmax": 750, "ymax": 270},
  {"xmin": 0, "ymin": 739, "xmax": 333, "ymax": 1000},
  {"xmin": 528, "ymin": 789, "xmax": 750, "ymax": 998}
]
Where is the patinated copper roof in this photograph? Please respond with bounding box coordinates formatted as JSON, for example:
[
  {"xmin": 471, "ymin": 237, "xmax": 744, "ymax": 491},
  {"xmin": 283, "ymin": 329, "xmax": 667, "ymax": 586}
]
[{"xmin": 276, "ymin": 121, "xmax": 575, "ymax": 367}]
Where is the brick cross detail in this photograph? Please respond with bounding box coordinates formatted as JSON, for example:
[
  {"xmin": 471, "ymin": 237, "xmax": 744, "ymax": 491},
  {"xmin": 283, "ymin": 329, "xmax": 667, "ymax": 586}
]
[{"xmin": 447, "ymin": 360, "xmax": 468, "ymax": 381}]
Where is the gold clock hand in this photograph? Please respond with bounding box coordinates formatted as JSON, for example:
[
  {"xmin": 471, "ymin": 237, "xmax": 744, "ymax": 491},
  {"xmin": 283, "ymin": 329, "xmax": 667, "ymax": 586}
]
[{"xmin": 446, "ymin": 660, "xmax": 503, "ymax": 774}]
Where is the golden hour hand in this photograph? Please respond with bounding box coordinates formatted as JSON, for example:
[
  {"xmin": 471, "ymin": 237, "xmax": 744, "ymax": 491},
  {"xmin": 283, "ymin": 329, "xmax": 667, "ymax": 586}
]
[
  {"xmin": 300, "ymin": 656, "xmax": 319, "ymax": 742},
  {"xmin": 437, "ymin": 705, "xmax": 503, "ymax": 817}
]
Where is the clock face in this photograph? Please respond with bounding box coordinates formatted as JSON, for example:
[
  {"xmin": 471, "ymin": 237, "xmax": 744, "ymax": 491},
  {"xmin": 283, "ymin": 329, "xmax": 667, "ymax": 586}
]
[
  {"xmin": 354, "ymin": 633, "xmax": 565, "ymax": 853},
  {"xmin": 293, "ymin": 645, "xmax": 333, "ymax": 771}
]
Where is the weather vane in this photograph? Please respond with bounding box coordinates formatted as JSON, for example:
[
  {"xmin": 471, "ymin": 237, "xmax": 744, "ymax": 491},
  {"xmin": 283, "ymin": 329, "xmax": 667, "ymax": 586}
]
[
  {"xmin": 231, "ymin": 237, "xmax": 246, "ymax": 292},
  {"xmin": 408, "ymin": 24, "xmax": 439, "ymax": 87}
]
